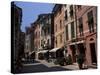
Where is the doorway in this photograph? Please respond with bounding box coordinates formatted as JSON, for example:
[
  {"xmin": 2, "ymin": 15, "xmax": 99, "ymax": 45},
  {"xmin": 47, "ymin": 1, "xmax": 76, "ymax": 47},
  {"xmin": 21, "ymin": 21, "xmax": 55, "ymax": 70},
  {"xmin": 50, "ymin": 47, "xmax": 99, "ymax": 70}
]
[
  {"xmin": 90, "ymin": 43, "xmax": 97, "ymax": 64},
  {"xmin": 78, "ymin": 43, "xmax": 85, "ymax": 56},
  {"xmin": 70, "ymin": 45, "xmax": 76, "ymax": 62}
]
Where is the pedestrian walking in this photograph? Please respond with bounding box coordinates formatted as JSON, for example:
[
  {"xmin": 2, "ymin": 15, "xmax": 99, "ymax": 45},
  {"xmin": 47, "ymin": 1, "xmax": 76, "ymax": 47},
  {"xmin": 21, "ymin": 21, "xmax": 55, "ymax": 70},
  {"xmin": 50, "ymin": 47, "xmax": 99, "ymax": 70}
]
[{"xmin": 76, "ymin": 53, "xmax": 85, "ymax": 69}]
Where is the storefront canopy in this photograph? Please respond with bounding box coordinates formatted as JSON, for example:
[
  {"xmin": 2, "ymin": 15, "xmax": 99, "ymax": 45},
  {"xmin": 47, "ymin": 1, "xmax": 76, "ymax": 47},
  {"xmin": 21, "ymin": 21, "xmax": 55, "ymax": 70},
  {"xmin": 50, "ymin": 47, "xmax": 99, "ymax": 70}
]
[
  {"xmin": 29, "ymin": 51, "xmax": 35, "ymax": 55},
  {"xmin": 49, "ymin": 48, "xmax": 60, "ymax": 52},
  {"xmin": 69, "ymin": 40, "xmax": 84, "ymax": 45},
  {"xmin": 37, "ymin": 50, "xmax": 48, "ymax": 54}
]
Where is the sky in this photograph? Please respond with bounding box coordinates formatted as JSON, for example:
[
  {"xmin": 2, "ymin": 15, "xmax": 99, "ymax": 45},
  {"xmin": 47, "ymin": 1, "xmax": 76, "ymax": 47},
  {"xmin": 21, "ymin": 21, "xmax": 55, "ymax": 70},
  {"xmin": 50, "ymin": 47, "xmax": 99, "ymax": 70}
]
[{"xmin": 14, "ymin": 1, "xmax": 55, "ymax": 32}]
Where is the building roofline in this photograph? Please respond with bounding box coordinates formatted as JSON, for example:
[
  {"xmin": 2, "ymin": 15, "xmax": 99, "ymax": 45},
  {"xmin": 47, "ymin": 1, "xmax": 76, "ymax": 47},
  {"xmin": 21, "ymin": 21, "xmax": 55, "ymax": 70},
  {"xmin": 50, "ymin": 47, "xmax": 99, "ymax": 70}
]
[{"xmin": 52, "ymin": 4, "xmax": 62, "ymax": 13}]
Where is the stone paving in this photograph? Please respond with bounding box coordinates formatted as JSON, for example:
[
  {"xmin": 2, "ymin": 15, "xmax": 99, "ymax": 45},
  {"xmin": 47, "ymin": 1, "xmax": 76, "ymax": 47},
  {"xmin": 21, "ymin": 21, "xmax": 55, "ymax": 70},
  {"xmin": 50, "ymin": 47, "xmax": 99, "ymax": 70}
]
[
  {"xmin": 16, "ymin": 59, "xmax": 97, "ymax": 74},
  {"xmin": 35, "ymin": 59, "xmax": 79, "ymax": 70}
]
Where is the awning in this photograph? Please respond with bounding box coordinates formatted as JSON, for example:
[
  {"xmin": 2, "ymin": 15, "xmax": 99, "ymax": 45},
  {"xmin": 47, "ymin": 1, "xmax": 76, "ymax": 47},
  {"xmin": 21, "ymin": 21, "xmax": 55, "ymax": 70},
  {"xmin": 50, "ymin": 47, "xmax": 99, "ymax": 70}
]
[
  {"xmin": 69, "ymin": 40, "xmax": 84, "ymax": 45},
  {"xmin": 37, "ymin": 50, "xmax": 48, "ymax": 54},
  {"xmin": 49, "ymin": 48, "xmax": 60, "ymax": 52},
  {"xmin": 29, "ymin": 51, "xmax": 35, "ymax": 55}
]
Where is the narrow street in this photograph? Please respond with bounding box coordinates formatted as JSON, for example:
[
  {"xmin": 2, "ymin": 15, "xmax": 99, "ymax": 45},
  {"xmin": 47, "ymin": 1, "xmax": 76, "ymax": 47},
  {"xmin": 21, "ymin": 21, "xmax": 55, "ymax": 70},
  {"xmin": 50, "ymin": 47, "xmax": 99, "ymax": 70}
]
[
  {"xmin": 11, "ymin": 2, "xmax": 97, "ymax": 74},
  {"xmin": 17, "ymin": 60, "xmax": 72, "ymax": 73},
  {"xmin": 15, "ymin": 59, "xmax": 97, "ymax": 74}
]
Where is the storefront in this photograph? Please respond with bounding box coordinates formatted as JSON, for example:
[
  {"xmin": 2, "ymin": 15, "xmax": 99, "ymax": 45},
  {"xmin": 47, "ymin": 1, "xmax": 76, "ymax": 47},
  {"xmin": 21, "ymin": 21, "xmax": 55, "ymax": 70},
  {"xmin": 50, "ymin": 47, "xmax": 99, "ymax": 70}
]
[
  {"xmin": 37, "ymin": 50, "xmax": 49, "ymax": 60},
  {"xmin": 29, "ymin": 51, "xmax": 35, "ymax": 59},
  {"xmin": 24, "ymin": 51, "xmax": 35, "ymax": 62},
  {"xmin": 49, "ymin": 48, "xmax": 64, "ymax": 61},
  {"xmin": 69, "ymin": 40, "xmax": 85, "ymax": 63}
]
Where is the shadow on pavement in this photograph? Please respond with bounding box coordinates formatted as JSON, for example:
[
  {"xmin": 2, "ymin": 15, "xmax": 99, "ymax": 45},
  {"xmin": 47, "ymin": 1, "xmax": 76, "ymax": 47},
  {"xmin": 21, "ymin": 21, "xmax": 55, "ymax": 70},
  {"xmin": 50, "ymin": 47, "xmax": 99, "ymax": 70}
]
[{"xmin": 15, "ymin": 62, "xmax": 72, "ymax": 74}]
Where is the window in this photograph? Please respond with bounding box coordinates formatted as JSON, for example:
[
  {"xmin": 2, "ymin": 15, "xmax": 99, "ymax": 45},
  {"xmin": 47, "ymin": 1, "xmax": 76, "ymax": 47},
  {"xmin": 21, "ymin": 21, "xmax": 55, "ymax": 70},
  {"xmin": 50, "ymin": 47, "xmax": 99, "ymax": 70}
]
[
  {"xmin": 43, "ymin": 26, "xmax": 46, "ymax": 36},
  {"xmin": 27, "ymin": 45, "xmax": 28, "ymax": 50},
  {"xmin": 38, "ymin": 40, "xmax": 39, "ymax": 46},
  {"xmin": 71, "ymin": 22, "xmax": 75, "ymax": 38},
  {"xmin": 59, "ymin": 6, "xmax": 62, "ymax": 14},
  {"xmin": 41, "ymin": 40, "xmax": 43, "ymax": 47},
  {"xmin": 65, "ymin": 10, "xmax": 68, "ymax": 20},
  {"xmin": 70, "ymin": 5, "xmax": 73, "ymax": 18},
  {"xmin": 77, "ymin": 5, "xmax": 82, "ymax": 10},
  {"xmin": 70, "ymin": 5, "xmax": 73, "ymax": 10},
  {"xmin": 37, "ymin": 32, "xmax": 38, "ymax": 38},
  {"xmin": 41, "ymin": 29, "xmax": 43, "ymax": 36},
  {"xmin": 47, "ymin": 39, "xmax": 49, "ymax": 44},
  {"xmin": 60, "ymin": 34, "xmax": 62, "ymax": 43},
  {"xmin": 48, "ymin": 27, "xmax": 50, "ymax": 34},
  {"xmin": 60, "ymin": 20, "xmax": 62, "ymax": 29},
  {"xmin": 38, "ymin": 32, "xmax": 40, "ymax": 37},
  {"xmin": 87, "ymin": 10, "xmax": 94, "ymax": 33},
  {"xmin": 35, "ymin": 32, "xmax": 37, "ymax": 38},
  {"xmin": 49, "ymin": 18, "xmax": 51, "ymax": 24},
  {"xmin": 66, "ymin": 25, "xmax": 69, "ymax": 40},
  {"xmin": 64, "ymin": 4, "xmax": 67, "ymax": 7},
  {"xmin": 55, "ymin": 24, "xmax": 57, "ymax": 32},
  {"xmin": 55, "ymin": 37, "xmax": 57, "ymax": 47},
  {"xmin": 78, "ymin": 17, "xmax": 83, "ymax": 36}
]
